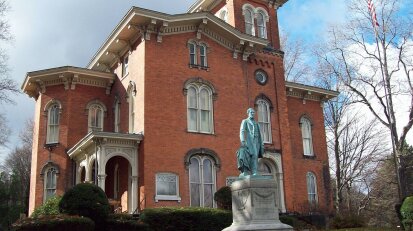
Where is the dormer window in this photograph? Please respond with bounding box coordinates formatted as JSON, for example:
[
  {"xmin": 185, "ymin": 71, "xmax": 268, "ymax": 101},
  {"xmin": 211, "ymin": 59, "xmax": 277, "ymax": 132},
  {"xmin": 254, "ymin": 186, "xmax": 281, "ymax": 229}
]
[
  {"xmin": 242, "ymin": 5, "xmax": 269, "ymax": 39},
  {"xmin": 244, "ymin": 7, "xmax": 255, "ymax": 36},
  {"xmin": 219, "ymin": 9, "xmax": 228, "ymax": 22},
  {"xmin": 257, "ymin": 11, "xmax": 267, "ymax": 39}
]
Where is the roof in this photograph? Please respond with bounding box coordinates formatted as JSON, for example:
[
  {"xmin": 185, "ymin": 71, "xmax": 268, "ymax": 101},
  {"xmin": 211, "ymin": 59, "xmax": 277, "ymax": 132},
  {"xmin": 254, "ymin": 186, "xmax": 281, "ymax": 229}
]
[
  {"xmin": 285, "ymin": 81, "xmax": 340, "ymax": 101},
  {"xmin": 87, "ymin": 6, "xmax": 269, "ymax": 71},
  {"xmin": 188, "ymin": 0, "xmax": 289, "ymax": 13}
]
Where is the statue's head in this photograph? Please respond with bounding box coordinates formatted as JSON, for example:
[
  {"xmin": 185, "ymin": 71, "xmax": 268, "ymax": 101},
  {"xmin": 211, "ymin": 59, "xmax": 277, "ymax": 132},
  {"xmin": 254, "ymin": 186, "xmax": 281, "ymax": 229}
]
[{"xmin": 247, "ymin": 108, "xmax": 255, "ymax": 119}]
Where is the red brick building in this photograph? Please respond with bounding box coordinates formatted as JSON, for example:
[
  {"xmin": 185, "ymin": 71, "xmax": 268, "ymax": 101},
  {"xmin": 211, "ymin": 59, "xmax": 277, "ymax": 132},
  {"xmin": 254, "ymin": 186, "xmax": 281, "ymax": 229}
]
[{"xmin": 22, "ymin": 0, "xmax": 338, "ymax": 215}]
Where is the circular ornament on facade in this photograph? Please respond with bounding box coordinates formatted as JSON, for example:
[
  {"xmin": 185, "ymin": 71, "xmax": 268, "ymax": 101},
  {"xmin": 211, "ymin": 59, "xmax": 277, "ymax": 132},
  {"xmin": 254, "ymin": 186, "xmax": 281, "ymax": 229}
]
[{"xmin": 255, "ymin": 70, "xmax": 268, "ymax": 85}]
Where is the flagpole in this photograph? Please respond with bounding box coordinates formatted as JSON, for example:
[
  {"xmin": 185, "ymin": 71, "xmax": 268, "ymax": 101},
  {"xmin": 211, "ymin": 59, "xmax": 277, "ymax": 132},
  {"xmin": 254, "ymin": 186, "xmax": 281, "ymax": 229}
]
[{"xmin": 368, "ymin": 0, "xmax": 403, "ymax": 201}]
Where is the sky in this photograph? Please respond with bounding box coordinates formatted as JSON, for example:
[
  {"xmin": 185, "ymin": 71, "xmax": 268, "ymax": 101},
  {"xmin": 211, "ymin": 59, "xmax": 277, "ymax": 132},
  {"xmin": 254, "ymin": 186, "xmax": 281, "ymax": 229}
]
[{"xmin": 0, "ymin": 0, "xmax": 409, "ymax": 162}]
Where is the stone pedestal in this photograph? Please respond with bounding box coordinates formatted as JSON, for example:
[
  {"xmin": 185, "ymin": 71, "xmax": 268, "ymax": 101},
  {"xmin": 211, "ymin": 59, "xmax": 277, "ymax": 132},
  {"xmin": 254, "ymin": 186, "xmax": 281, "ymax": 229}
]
[{"xmin": 223, "ymin": 177, "xmax": 293, "ymax": 231}]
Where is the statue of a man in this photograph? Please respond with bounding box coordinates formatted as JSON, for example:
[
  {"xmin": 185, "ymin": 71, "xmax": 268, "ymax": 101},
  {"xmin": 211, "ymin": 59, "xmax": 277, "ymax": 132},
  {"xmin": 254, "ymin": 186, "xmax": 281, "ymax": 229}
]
[{"xmin": 237, "ymin": 108, "xmax": 264, "ymax": 177}]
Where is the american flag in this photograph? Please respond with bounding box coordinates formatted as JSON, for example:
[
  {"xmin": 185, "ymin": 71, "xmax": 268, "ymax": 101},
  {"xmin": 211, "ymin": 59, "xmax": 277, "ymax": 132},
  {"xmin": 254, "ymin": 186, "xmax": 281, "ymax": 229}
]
[{"xmin": 368, "ymin": 0, "xmax": 380, "ymax": 27}]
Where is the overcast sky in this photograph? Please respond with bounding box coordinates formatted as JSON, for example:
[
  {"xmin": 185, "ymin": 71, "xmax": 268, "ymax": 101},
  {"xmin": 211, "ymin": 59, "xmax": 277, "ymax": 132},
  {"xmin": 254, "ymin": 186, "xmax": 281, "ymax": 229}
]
[{"xmin": 0, "ymin": 0, "xmax": 404, "ymax": 162}]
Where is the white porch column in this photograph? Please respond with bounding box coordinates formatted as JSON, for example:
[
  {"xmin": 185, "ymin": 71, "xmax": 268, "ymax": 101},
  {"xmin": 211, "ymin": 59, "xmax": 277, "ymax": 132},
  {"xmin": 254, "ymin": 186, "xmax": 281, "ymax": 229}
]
[
  {"xmin": 131, "ymin": 176, "xmax": 138, "ymax": 214},
  {"xmin": 278, "ymin": 172, "xmax": 286, "ymax": 213},
  {"xmin": 98, "ymin": 174, "xmax": 107, "ymax": 191}
]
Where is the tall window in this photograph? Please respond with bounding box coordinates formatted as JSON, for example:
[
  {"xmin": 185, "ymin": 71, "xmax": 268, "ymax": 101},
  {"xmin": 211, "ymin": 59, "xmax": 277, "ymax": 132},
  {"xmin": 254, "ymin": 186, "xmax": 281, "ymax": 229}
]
[
  {"xmin": 189, "ymin": 156, "xmax": 216, "ymax": 207},
  {"xmin": 187, "ymin": 84, "xmax": 213, "ymax": 133},
  {"xmin": 114, "ymin": 98, "xmax": 120, "ymax": 132},
  {"xmin": 155, "ymin": 173, "xmax": 181, "ymax": 202},
  {"xmin": 257, "ymin": 11, "xmax": 267, "ymax": 39},
  {"xmin": 257, "ymin": 99, "xmax": 271, "ymax": 143},
  {"xmin": 122, "ymin": 55, "xmax": 129, "ymax": 77},
  {"xmin": 300, "ymin": 117, "xmax": 314, "ymax": 156},
  {"xmin": 219, "ymin": 9, "xmax": 228, "ymax": 22},
  {"xmin": 189, "ymin": 42, "xmax": 197, "ymax": 65},
  {"xmin": 88, "ymin": 104, "xmax": 104, "ymax": 132},
  {"xmin": 306, "ymin": 172, "xmax": 318, "ymax": 204},
  {"xmin": 128, "ymin": 92, "xmax": 135, "ymax": 133},
  {"xmin": 244, "ymin": 7, "xmax": 255, "ymax": 36},
  {"xmin": 44, "ymin": 167, "xmax": 57, "ymax": 202},
  {"xmin": 46, "ymin": 104, "xmax": 60, "ymax": 144},
  {"xmin": 199, "ymin": 44, "xmax": 207, "ymax": 67}
]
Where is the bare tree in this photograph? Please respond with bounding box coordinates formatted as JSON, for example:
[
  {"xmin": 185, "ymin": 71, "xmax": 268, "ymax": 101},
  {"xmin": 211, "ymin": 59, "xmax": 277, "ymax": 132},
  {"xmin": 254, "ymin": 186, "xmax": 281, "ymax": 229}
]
[
  {"xmin": 280, "ymin": 32, "xmax": 311, "ymax": 83},
  {"xmin": 316, "ymin": 0, "xmax": 413, "ymax": 201},
  {"xmin": 0, "ymin": 114, "xmax": 10, "ymax": 146}
]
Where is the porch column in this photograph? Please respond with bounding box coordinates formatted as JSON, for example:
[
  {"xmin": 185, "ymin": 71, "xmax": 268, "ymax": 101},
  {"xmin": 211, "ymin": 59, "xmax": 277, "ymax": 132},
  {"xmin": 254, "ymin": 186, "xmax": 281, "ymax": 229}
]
[
  {"xmin": 278, "ymin": 172, "xmax": 286, "ymax": 213},
  {"xmin": 98, "ymin": 174, "xmax": 107, "ymax": 191},
  {"xmin": 131, "ymin": 176, "xmax": 138, "ymax": 214}
]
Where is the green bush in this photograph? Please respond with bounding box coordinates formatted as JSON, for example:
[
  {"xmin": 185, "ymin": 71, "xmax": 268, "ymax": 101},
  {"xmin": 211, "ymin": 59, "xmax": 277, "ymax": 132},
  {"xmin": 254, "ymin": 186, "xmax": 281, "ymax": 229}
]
[
  {"xmin": 12, "ymin": 215, "xmax": 94, "ymax": 231},
  {"xmin": 279, "ymin": 215, "xmax": 313, "ymax": 230},
  {"xmin": 401, "ymin": 196, "xmax": 413, "ymax": 231},
  {"xmin": 214, "ymin": 186, "xmax": 232, "ymax": 210},
  {"xmin": 140, "ymin": 207, "xmax": 232, "ymax": 231},
  {"xmin": 104, "ymin": 214, "xmax": 151, "ymax": 231},
  {"xmin": 31, "ymin": 196, "xmax": 61, "ymax": 218},
  {"xmin": 330, "ymin": 214, "xmax": 366, "ymax": 229},
  {"xmin": 58, "ymin": 183, "xmax": 110, "ymax": 230}
]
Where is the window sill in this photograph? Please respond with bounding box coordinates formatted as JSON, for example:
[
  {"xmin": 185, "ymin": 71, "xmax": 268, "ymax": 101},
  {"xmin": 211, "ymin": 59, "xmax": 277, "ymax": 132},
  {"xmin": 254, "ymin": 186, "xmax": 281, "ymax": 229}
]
[
  {"xmin": 188, "ymin": 64, "xmax": 210, "ymax": 71},
  {"xmin": 187, "ymin": 130, "xmax": 215, "ymax": 136},
  {"xmin": 155, "ymin": 195, "xmax": 181, "ymax": 202},
  {"xmin": 303, "ymin": 154, "xmax": 316, "ymax": 159}
]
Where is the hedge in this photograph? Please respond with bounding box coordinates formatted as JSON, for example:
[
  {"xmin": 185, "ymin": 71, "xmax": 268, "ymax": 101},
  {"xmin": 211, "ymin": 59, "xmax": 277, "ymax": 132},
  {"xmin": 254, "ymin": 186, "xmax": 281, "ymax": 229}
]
[
  {"xmin": 140, "ymin": 207, "xmax": 232, "ymax": 231},
  {"xmin": 104, "ymin": 214, "xmax": 151, "ymax": 231},
  {"xmin": 401, "ymin": 196, "xmax": 413, "ymax": 231},
  {"xmin": 12, "ymin": 215, "xmax": 94, "ymax": 231},
  {"xmin": 31, "ymin": 196, "xmax": 61, "ymax": 218}
]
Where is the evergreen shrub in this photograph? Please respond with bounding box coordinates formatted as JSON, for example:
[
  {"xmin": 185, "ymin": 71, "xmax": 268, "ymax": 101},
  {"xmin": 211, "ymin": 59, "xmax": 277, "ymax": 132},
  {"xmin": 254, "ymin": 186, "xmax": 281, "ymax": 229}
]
[
  {"xmin": 140, "ymin": 207, "xmax": 232, "ymax": 231},
  {"xmin": 31, "ymin": 196, "xmax": 61, "ymax": 218},
  {"xmin": 401, "ymin": 196, "xmax": 413, "ymax": 231},
  {"xmin": 58, "ymin": 183, "xmax": 110, "ymax": 229},
  {"xmin": 214, "ymin": 186, "xmax": 232, "ymax": 210},
  {"xmin": 330, "ymin": 214, "xmax": 365, "ymax": 229},
  {"xmin": 104, "ymin": 214, "xmax": 151, "ymax": 231},
  {"xmin": 12, "ymin": 215, "xmax": 94, "ymax": 231}
]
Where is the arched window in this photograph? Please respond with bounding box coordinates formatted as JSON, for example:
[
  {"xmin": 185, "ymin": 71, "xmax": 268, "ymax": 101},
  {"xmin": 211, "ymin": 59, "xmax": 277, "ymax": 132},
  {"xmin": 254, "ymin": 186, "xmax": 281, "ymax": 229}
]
[
  {"xmin": 300, "ymin": 117, "xmax": 314, "ymax": 156},
  {"xmin": 257, "ymin": 11, "xmax": 267, "ymax": 39},
  {"xmin": 189, "ymin": 42, "xmax": 197, "ymax": 65},
  {"xmin": 244, "ymin": 7, "xmax": 255, "ymax": 36},
  {"xmin": 257, "ymin": 99, "xmax": 271, "ymax": 143},
  {"xmin": 46, "ymin": 104, "xmax": 60, "ymax": 144},
  {"xmin": 219, "ymin": 9, "xmax": 228, "ymax": 22},
  {"xmin": 187, "ymin": 84, "xmax": 213, "ymax": 133},
  {"xmin": 114, "ymin": 98, "xmax": 120, "ymax": 133},
  {"xmin": 44, "ymin": 167, "xmax": 57, "ymax": 202},
  {"xmin": 189, "ymin": 155, "xmax": 216, "ymax": 207},
  {"xmin": 88, "ymin": 104, "xmax": 104, "ymax": 132},
  {"xmin": 199, "ymin": 44, "xmax": 207, "ymax": 67},
  {"xmin": 306, "ymin": 172, "xmax": 318, "ymax": 204}
]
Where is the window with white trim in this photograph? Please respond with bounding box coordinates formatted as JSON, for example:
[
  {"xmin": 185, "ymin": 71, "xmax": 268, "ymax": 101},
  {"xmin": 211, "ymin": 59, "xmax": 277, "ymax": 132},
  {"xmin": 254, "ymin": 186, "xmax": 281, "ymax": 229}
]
[
  {"xmin": 46, "ymin": 104, "xmax": 60, "ymax": 144},
  {"xmin": 257, "ymin": 11, "xmax": 267, "ymax": 39},
  {"xmin": 188, "ymin": 41, "xmax": 209, "ymax": 68},
  {"xmin": 88, "ymin": 104, "xmax": 104, "ymax": 132},
  {"xmin": 257, "ymin": 99, "xmax": 271, "ymax": 143},
  {"xmin": 199, "ymin": 44, "xmax": 207, "ymax": 67},
  {"xmin": 189, "ymin": 42, "xmax": 197, "ymax": 65},
  {"xmin": 44, "ymin": 167, "xmax": 57, "ymax": 202},
  {"xmin": 128, "ymin": 91, "xmax": 135, "ymax": 133},
  {"xmin": 219, "ymin": 9, "xmax": 228, "ymax": 22},
  {"xmin": 300, "ymin": 117, "xmax": 314, "ymax": 156},
  {"xmin": 189, "ymin": 156, "xmax": 216, "ymax": 207},
  {"xmin": 122, "ymin": 55, "xmax": 129, "ymax": 77},
  {"xmin": 187, "ymin": 84, "xmax": 213, "ymax": 134},
  {"xmin": 155, "ymin": 173, "xmax": 181, "ymax": 202},
  {"xmin": 306, "ymin": 172, "xmax": 318, "ymax": 204},
  {"xmin": 244, "ymin": 7, "xmax": 255, "ymax": 36}
]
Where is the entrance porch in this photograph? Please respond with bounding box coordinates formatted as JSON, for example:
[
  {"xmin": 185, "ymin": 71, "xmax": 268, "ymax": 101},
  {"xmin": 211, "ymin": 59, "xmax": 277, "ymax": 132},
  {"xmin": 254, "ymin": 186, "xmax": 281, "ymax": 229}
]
[{"xmin": 67, "ymin": 131, "xmax": 143, "ymax": 213}]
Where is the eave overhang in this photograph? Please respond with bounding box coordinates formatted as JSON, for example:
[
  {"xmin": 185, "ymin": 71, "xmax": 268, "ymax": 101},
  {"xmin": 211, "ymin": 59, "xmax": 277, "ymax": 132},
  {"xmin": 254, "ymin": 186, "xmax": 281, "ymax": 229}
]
[
  {"xmin": 285, "ymin": 81, "xmax": 340, "ymax": 102},
  {"xmin": 67, "ymin": 131, "xmax": 143, "ymax": 160},
  {"xmin": 22, "ymin": 66, "xmax": 116, "ymax": 99},
  {"xmin": 87, "ymin": 7, "xmax": 269, "ymax": 71},
  {"xmin": 188, "ymin": 0, "xmax": 289, "ymax": 13}
]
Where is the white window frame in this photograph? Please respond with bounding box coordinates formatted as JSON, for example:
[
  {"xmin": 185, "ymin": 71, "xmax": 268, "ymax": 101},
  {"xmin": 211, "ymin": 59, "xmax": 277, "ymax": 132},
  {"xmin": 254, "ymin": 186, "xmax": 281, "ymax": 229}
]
[
  {"xmin": 219, "ymin": 9, "xmax": 228, "ymax": 22},
  {"xmin": 189, "ymin": 155, "xmax": 216, "ymax": 208},
  {"xmin": 88, "ymin": 104, "xmax": 104, "ymax": 132},
  {"xmin": 306, "ymin": 172, "xmax": 318, "ymax": 204},
  {"xmin": 257, "ymin": 11, "xmax": 267, "ymax": 39},
  {"xmin": 155, "ymin": 173, "xmax": 181, "ymax": 202},
  {"xmin": 199, "ymin": 44, "xmax": 208, "ymax": 67},
  {"xmin": 128, "ymin": 90, "xmax": 135, "ymax": 133},
  {"xmin": 300, "ymin": 117, "xmax": 314, "ymax": 156},
  {"xmin": 46, "ymin": 104, "xmax": 60, "ymax": 144},
  {"xmin": 122, "ymin": 54, "xmax": 129, "ymax": 77},
  {"xmin": 44, "ymin": 167, "xmax": 57, "ymax": 203},
  {"xmin": 257, "ymin": 99, "xmax": 272, "ymax": 143},
  {"xmin": 189, "ymin": 42, "xmax": 197, "ymax": 65},
  {"xmin": 244, "ymin": 7, "xmax": 255, "ymax": 36},
  {"xmin": 186, "ymin": 83, "xmax": 214, "ymax": 134}
]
